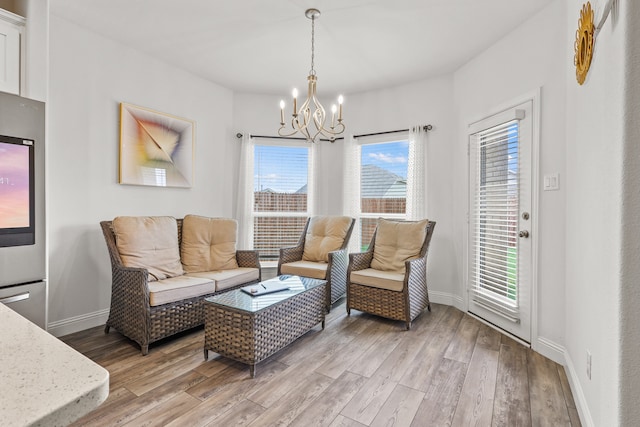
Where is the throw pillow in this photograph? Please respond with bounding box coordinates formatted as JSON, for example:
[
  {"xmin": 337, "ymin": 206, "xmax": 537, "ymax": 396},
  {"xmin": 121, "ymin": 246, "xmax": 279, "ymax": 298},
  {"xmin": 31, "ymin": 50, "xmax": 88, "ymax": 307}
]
[
  {"xmin": 370, "ymin": 218, "xmax": 428, "ymax": 273},
  {"xmin": 112, "ymin": 216, "xmax": 184, "ymax": 281},
  {"xmin": 181, "ymin": 215, "xmax": 239, "ymax": 273},
  {"xmin": 302, "ymin": 216, "xmax": 352, "ymax": 263}
]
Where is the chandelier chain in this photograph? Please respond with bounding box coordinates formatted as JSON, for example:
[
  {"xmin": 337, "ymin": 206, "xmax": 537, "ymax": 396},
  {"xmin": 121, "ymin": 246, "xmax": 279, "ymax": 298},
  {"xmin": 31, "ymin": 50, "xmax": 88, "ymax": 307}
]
[{"xmin": 310, "ymin": 15, "xmax": 316, "ymax": 75}]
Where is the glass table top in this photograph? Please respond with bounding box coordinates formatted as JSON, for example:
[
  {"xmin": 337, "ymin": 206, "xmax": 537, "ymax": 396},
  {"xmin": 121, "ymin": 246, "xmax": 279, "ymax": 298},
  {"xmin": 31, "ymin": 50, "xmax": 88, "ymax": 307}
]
[{"xmin": 205, "ymin": 275, "xmax": 326, "ymax": 313}]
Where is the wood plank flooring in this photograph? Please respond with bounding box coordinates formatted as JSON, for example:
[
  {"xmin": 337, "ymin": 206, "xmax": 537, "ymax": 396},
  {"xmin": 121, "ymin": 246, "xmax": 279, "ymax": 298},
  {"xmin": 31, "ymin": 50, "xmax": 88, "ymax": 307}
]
[{"xmin": 60, "ymin": 302, "xmax": 581, "ymax": 426}]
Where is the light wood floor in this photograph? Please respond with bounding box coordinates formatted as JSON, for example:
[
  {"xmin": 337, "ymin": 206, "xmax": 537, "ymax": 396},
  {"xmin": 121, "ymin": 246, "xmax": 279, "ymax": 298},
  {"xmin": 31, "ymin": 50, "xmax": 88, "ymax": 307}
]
[{"xmin": 61, "ymin": 302, "xmax": 581, "ymax": 426}]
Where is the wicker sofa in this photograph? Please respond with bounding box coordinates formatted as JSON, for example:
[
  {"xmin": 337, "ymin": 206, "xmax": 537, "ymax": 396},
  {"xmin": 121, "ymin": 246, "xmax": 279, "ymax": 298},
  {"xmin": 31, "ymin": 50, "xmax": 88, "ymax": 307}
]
[{"xmin": 100, "ymin": 215, "xmax": 261, "ymax": 355}]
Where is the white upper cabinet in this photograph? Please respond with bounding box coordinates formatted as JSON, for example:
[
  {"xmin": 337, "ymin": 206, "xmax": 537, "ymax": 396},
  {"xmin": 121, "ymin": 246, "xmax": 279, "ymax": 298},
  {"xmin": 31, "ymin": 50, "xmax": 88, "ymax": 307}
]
[{"xmin": 0, "ymin": 9, "xmax": 25, "ymax": 95}]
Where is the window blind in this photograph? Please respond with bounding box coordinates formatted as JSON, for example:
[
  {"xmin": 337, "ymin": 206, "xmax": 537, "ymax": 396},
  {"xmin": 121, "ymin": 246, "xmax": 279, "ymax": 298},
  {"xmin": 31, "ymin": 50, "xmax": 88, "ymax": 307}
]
[
  {"xmin": 469, "ymin": 120, "xmax": 520, "ymax": 321},
  {"xmin": 252, "ymin": 144, "xmax": 310, "ymax": 258}
]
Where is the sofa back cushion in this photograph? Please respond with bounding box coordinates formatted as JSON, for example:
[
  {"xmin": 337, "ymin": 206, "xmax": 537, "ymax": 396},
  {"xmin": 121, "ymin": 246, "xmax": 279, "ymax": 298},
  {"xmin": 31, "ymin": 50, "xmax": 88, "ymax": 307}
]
[
  {"xmin": 112, "ymin": 216, "xmax": 184, "ymax": 281},
  {"xmin": 181, "ymin": 215, "xmax": 239, "ymax": 273},
  {"xmin": 370, "ymin": 218, "xmax": 428, "ymax": 273},
  {"xmin": 302, "ymin": 216, "xmax": 352, "ymax": 263}
]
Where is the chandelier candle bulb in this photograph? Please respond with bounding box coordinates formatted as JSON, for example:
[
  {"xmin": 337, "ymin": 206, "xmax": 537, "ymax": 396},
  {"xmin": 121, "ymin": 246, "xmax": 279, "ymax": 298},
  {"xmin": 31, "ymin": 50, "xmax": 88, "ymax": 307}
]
[
  {"xmin": 292, "ymin": 88, "xmax": 298, "ymax": 116},
  {"xmin": 331, "ymin": 104, "xmax": 337, "ymax": 128},
  {"xmin": 279, "ymin": 100, "xmax": 285, "ymax": 125},
  {"xmin": 338, "ymin": 95, "xmax": 343, "ymax": 121}
]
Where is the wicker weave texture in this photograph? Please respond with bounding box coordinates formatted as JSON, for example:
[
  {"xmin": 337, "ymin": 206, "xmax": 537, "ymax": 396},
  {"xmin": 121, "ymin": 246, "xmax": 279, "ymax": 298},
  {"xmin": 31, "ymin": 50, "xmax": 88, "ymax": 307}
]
[
  {"xmin": 327, "ymin": 249, "xmax": 348, "ymax": 306},
  {"xmin": 406, "ymin": 257, "xmax": 429, "ymax": 320},
  {"xmin": 236, "ymin": 250, "xmax": 261, "ymax": 269},
  {"xmin": 277, "ymin": 245, "xmax": 305, "ymax": 268},
  {"xmin": 348, "ymin": 283, "xmax": 407, "ymax": 321},
  {"xmin": 100, "ymin": 219, "xmax": 261, "ymax": 355},
  {"xmin": 204, "ymin": 283, "xmax": 326, "ymax": 367}
]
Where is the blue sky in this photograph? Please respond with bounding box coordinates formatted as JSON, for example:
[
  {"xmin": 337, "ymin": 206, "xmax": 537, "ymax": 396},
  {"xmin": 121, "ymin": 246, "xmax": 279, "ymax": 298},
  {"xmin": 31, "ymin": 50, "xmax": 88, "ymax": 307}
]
[
  {"xmin": 361, "ymin": 140, "xmax": 408, "ymax": 179},
  {"xmin": 253, "ymin": 140, "xmax": 409, "ymax": 193}
]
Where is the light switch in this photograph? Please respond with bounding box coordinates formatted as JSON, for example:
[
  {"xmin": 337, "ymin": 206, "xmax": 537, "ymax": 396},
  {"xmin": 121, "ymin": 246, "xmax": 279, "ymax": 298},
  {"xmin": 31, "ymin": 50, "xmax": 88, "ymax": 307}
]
[{"xmin": 543, "ymin": 173, "xmax": 559, "ymax": 191}]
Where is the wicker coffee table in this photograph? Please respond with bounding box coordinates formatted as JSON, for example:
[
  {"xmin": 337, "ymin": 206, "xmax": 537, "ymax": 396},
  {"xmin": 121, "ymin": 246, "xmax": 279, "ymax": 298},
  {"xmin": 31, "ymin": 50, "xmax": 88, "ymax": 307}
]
[{"xmin": 204, "ymin": 275, "xmax": 326, "ymax": 377}]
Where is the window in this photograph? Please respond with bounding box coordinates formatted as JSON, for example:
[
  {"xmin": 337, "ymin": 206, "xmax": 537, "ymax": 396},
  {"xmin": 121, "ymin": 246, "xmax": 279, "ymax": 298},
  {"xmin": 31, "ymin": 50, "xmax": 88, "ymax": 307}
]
[
  {"xmin": 469, "ymin": 121, "xmax": 519, "ymax": 306},
  {"xmin": 251, "ymin": 143, "xmax": 313, "ymax": 259},
  {"xmin": 344, "ymin": 129, "xmax": 426, "ymax": 252},
  {"xmin": 358, "ymin": 139, "xmax": 409, "ymax": 250}
]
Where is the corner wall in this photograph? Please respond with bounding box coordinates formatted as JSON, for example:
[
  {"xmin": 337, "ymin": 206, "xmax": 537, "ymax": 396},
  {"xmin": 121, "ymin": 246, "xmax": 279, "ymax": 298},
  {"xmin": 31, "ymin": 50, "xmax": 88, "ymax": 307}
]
[{"xmin": 47, "ymin": 15, "xmax": 236, "ymax": 335}]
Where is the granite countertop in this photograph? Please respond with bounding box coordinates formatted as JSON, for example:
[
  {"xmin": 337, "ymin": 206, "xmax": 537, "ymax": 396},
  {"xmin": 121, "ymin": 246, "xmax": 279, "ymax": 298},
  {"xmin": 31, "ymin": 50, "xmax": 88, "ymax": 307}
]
[{"xmin": 0, "ymin": 303, "xmax": 109, "ymax": 426}]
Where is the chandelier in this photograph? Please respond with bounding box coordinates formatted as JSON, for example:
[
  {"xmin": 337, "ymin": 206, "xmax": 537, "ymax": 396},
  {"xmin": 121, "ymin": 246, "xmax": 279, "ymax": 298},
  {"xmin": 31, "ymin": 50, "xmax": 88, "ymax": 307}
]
[{"xmin": 278, "ymin": 8, "xmax": 345, "ymax": 143}]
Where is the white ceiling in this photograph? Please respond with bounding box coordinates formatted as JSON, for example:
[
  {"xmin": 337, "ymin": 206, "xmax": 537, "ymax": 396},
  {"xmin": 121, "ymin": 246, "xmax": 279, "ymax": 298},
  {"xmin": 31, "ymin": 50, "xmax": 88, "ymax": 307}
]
[{"xmin": 51, "ymin": 0, "xmax": 555, "ymax": 96}]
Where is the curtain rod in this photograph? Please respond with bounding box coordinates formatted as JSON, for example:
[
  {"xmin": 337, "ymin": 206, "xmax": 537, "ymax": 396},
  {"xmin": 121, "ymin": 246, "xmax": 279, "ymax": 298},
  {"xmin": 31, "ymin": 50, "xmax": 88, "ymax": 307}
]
[
  {"xmin": 353, "ymin": 124, "xmax": 432, "ymax": 139},
  {"xmin": 235, "ymin": 124, "xmax": 433, "ymax": 141},
  {"xmin": 235, "ymin": 133, "xmax": 344, "ymax": 142}
]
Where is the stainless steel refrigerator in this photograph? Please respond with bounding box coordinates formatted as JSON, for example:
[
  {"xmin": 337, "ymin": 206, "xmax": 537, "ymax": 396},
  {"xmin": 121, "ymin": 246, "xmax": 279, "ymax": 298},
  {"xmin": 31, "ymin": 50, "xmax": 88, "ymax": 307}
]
[{"xmin": 0, "ymin": 92, "xmax": 46, "ymax": 328}]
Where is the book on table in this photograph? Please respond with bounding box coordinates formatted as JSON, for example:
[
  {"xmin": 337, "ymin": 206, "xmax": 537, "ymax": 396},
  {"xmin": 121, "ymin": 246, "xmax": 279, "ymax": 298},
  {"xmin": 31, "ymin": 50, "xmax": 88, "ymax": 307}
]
[{"xmin": 241, "ymin": 280, "xmax": 290, "ymax": 296}]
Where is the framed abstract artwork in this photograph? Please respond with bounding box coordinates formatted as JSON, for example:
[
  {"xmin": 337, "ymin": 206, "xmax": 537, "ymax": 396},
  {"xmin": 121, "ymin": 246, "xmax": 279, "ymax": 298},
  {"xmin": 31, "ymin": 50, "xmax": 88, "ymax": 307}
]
[{"xmin": 119, "ymin": 103, "xmax": 195, "ymax": 187}]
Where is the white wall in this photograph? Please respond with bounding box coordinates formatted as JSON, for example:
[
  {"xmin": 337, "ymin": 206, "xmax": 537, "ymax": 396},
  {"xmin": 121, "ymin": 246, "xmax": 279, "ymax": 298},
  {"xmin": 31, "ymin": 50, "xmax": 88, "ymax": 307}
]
[
  {"xmin": 233, "ymin": 76, "xmax": 457, "ymax": 302},
  {"xmin": 453, "ymin": 1, "xmax": 567, "ymax": 360},
  {"xmin": 47, "ymin": 15, "xmax": 236, "ymax": 334},
  {"xmin": 564, "ymin": 0, "xmax": 631, "ymax": 424}
]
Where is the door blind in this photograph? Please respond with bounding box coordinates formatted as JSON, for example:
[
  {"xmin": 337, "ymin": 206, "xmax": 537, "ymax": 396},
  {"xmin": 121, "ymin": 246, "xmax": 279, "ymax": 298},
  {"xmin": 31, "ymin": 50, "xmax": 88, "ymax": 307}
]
[{"xmin": 469, "ymin": 119, "xmax": 520, "ymax": 322}]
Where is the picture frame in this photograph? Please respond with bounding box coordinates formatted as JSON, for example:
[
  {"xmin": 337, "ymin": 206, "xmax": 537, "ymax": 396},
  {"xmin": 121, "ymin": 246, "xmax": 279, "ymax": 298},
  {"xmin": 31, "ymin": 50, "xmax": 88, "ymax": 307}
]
[{"xmin": 119, "ymin": 103, "xmax": 195, "ymax": 187}]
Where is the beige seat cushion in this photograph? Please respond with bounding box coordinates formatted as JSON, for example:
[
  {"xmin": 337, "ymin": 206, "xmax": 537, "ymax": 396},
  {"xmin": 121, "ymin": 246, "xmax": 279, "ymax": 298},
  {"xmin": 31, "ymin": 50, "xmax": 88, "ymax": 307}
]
[
  {"xmin": 371, "ymin": 218, "xmax": 428, "ymax": 273},
  {"xmin": 148, "ymin": 275, "xmax": 215, "ymax": 306},
  {"xmin": 186, "ymin": 268, "xmax": 260, "ymax": 291},
  {"xmin": 280, "ymin": 260, "xmax": 328, "ymax": 280},
  {"xmin": 350, "ymin": 268, "xmax": 404, "ymax": 292},
  {"xmin": 112, "ymin": 216, "xmax": 184, "ymax": 281},
  {"xmin": 181, "ymin": 215, "xmax": 239, "ymax": 273},
  {"xmin": 302, "ymin": 216, "xmax": 352, "ymax": 262}
]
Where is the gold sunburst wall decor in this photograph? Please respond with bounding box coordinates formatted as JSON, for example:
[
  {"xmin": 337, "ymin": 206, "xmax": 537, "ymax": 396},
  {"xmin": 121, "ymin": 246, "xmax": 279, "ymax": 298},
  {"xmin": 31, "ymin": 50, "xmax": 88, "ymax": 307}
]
[{"xmin": 574, "ymin": 2, "xmax": 595, "ymax": 85}]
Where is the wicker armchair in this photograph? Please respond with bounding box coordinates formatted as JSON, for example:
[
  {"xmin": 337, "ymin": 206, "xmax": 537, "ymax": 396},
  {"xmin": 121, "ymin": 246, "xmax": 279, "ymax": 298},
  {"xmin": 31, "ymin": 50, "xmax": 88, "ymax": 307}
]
[
  {"xmin": 347, "ymin": 219, "xmax": 435, "ymax": 330},
  {"xmin": 100, "ymin": 218, "xmax": 261, "ymax": 355},
  {"xmin": 278, "ymin": 216, "xmax": 355, "ymax": 312}
]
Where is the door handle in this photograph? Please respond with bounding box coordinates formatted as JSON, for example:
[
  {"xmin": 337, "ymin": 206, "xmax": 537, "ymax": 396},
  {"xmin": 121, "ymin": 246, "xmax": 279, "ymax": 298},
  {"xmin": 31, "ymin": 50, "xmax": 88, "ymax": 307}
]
[{"xmin": 519, "ymin": 230, "xmax": 529, "ymax": 238}]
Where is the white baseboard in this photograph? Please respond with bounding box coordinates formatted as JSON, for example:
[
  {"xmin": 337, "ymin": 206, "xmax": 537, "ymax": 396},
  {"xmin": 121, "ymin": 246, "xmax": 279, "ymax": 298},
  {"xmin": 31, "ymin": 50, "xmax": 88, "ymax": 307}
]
[
  {"xmin": 451, "ymin": 295, "xmax": 464, "ymax": 311},
  {"xmin": 429, "ymin": 290, "xmax": 464, "ymax": 308},
  {"xmin": 531, "ymin": 337, "xmax": 593, "ymax": 427},
  {"xmin": 47, "ymin": 308, "xmax": 109, "ymax": 337},
  {"xmin": 534, "ymin": 336, "xmax": 565, "ymax": 365},
  {"xmin": 429, "ymin": 290, "xmax": 454, "ymax": 305},
  {"xmin": 563, "ymin": 346, "xmax": 594, "ymax": 427}
]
